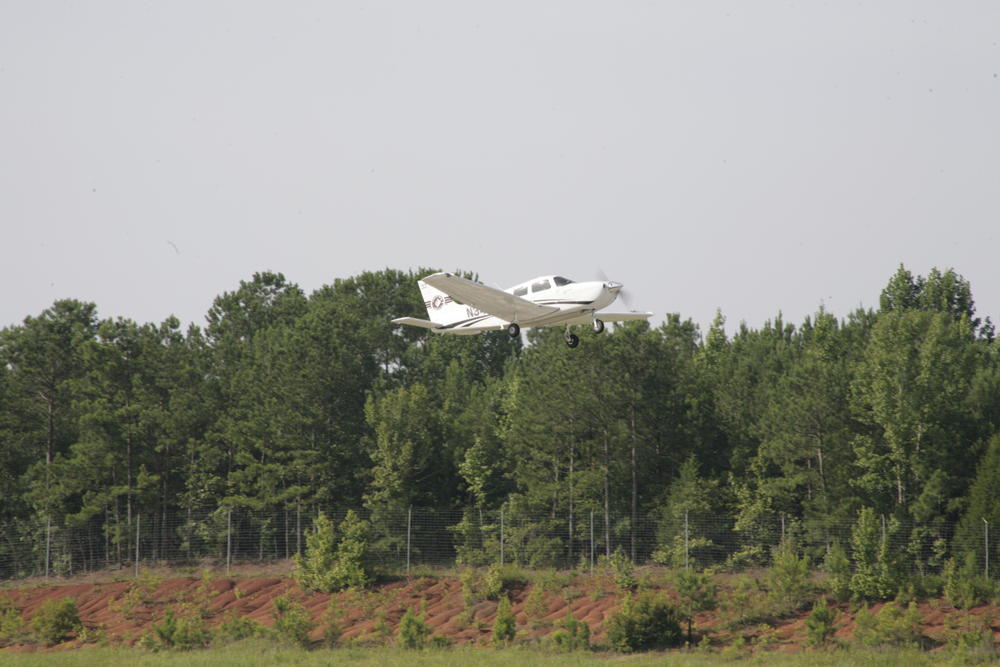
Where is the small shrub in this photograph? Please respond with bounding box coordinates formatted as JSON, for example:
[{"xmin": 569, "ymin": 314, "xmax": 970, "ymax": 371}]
[
  {"xmin": 822, "ymin": 543, "xmax": 852, "ymax": 602},
  {"xmin": 944, "ymin": 553, "xmax": 993, "ymax": 609},
  {"xmin": 753, "ymin": 623, "xmax": 779, "ymax": 650},
  {"xmin": 294, "ymin": 511, "xmax": 372, "ymax": 593},
  {"xmin": 216, "ymin": 612, "xmax": 261, "ymax": 643},
  {"xmin": 606, "ymin": 593, "xmax": 683, "ymax": 653},
  {"xmin": 720, "ymin": 633, "xmax": 749, "ymax": 660},
  {"xmin": 321, "ymin": 599, "xmax": 345, "ymax": 647},
  {"xmin": 152, "ymin": 608, "xmax": 212, "ymax": 650},
  {"xmin": 722, "ymin": 575, "xmax": 769, "ymax": 629},
  {"xmin": 943, "ymin": 611, "xmax": 996, "ymax": 656},
  {"xmin": 804, "ymin": 597, "xmax": 837, "ymax": 648},
  {"xmin": 271, "ymin": 595, "xmax": 315, "ymax": 647},
  {"xmin": 853, "ymin": 601, "xmax": 925, "ymax": 649},
  {"xmin": 373, "ymin": 608, "xmax": 391, "ymax": 638},
  {"xmin": 0, "ymin": 597, "xmax": 26, "ymax": 647},
  {"xmin": 76, "ymin": 623, "xmax": 107, "ymax": 646},
  {"xmin": 849, "ymin": 508, "xmax": 905, "ymax": 601},
  {"xmin": 532, "ymin": 568, "xmax": 574, "ymax": 592},
  {"xmin": 491, "ymin": 594, "xmax": 516, "ymax": 647},
  {"xmin": 600, "ymin": 547, "xmax": 636, "ymax": 591},
  {"xmin": 398, "ymin": 606, "xmax": 432, "ymax": 649},
  {"xmin": 767, "ymin": 542, "xmax": 812, "ymax": 614},
  {"xmin": 31, "ymin": 597, "xmax": 81, "ymax": 646},
  {"xmin": 523, "ymin": 586, "xmax": 549, "ymax": 627},
  {"xmin": 461, "ymin": 563, "xmax": 512, "ymax": 606},
  {"xmin": 551, "ymin": 608, "xmax": 589, "ymax": 651},
  {"xmin": 481, "ymin": 563, "xmax": 505, "ymax": 601},
  {"xmin": 674, "ymin": 568, "xmax": 717, "ymax": 643}
]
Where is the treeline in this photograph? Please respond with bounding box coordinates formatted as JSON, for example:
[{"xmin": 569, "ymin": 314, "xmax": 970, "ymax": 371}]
[{"xmin": 1, "ymin": 265, "xmax": 999, "ymax": 577}]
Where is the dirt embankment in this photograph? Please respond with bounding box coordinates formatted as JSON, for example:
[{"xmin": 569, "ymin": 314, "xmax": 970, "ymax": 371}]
[{"xmin": 2, "ymin": 567, "xmax": 999, "ymax": 653}]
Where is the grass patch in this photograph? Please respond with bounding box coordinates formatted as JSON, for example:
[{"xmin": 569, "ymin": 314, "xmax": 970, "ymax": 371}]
[{"xmin": 0, "ymin": 644, "xmax": 966, "ymax": 666}]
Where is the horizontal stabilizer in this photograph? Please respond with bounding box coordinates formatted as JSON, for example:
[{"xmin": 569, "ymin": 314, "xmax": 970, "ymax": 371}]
[{"xmin": 391, "ymin": 317, "xmax": 442, "ymax": 329}]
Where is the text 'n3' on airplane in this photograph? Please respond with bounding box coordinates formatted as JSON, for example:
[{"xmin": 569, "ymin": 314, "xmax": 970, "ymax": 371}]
[{"xmin": 391, "ymin": 272, "xmax": 652, "ymax": 348}]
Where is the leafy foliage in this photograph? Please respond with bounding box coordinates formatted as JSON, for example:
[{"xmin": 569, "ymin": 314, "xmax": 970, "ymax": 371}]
[
  {"xmin": 943, "ymin": 552, "xmax": 995, "ymax": 609},
  {"xmin": 674, "ymin": 568, "xmax": 717, "ymax": 642},
  {"xmin": 853, "ymin": 601, "xmax": 926, "ymax": 649},
  {"xmin": 491, "ymin": 595, "xmax": 516, "ymax": 647},
  {"xmin": 551, "ymin": 608, "xmax": 589, "ymax": 651},
  {"xmin": 293, "ymin": 510, "xmax": 372, "ymax": 593},
  {"xmin": 152, "ymin": 607, "xmax": 212, "ymax": 650},
  {"xmin": 397, "ymin": 606, "xmax": 432, "ymax": 649},
  {"xmin": 1, "ymin": 263, "xmax": 999, "ymax": 591},
  {"xmin": 606, "ymin": 593, "xmax": 683, "ymax": 652},
  {"xmin": 270, "ymin": 595, "xmax": 315, "ymax": 647},
  {"xmin": 804, "ymin": 598, "xmax": 837, "ymax": 647},
  {"xmin": 0, "ymin": 597, "xmax": 26, "ymax": 647},
  {"xmin": 30, "ymin": 597, "xmax": 82, "ymax": 646},
  {"xmin": 766, "ymin": 542, "xmax": 813, "ymax": 613}
]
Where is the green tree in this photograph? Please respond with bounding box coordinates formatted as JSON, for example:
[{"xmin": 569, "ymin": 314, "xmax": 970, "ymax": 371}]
[
  {"xmin": 752, "ymin": 309, "xmax": 858, "ymax": 533},
  {"xmin": 674, "ymin": 568, "xmax": 717, "ymax": 643},
  {"xmin": 849, "ymin": 507, "xmax": 904, "ymax": 600},
  {"xmin": 365, "ymin": 383, "xmax": 445, "ymax": 511},
  {"xmin": 491, "ymin": 594, "xmax": 516, "ymax": 647},
  {"xmin": 851, "ymin": 310, "xmax": 980, "ymax": 514},
  {"xmin": 293, "ymin": 512, "xmax": 338, "ymax": 592},
  {"xmin": 953, "ymin": 433, "xmax": 1000, "ymax": 566},
  {"xmin": 398, "ymin": 606, "xmax": 432, "ymax": 649},
  {"xmin": 0, "ymin": 301, "xmax": 97, "ymax": 522}
]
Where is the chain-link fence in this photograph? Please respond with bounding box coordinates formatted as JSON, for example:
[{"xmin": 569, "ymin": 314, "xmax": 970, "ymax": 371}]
[{"xmin": 0, "ymin": 505, "xmax": 994, "ymax": 582}]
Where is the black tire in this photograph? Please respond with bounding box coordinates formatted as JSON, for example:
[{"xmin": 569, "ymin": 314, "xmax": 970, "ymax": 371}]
[
  {"xmin": 507, "ymin": 323, "xmax": 520, "ymax": 338},
  {"xmin": 592, "ymin": 319, "xmax": 605, "ymax": 334},
  {"xmin": 565, "ymin": 333, "xmax": 580, "ymax": 348}
]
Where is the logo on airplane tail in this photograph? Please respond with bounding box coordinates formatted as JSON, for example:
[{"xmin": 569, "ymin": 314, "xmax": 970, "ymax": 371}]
[{"xmin": 425, "ymin": 295, "xmax": 453, "ymax": 310}]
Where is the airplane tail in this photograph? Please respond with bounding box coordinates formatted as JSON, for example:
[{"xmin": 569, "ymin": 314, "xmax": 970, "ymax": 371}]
[{"xmin": 418, "ymin": 279, "xmax": 469, "ymax": 325}]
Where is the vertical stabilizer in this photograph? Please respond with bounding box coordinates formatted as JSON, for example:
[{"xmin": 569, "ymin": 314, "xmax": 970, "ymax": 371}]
[{"xmin": 418, "ymin": 279, "xmax": 469, "ymax": 325}]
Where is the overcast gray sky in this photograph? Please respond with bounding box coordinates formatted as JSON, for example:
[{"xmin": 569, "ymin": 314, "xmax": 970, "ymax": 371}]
[{"xmin": 2, "ymin": 2, "xmax": 998, "ymax": 336}]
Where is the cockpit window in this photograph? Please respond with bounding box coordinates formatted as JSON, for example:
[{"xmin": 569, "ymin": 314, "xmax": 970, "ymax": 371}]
[
  {"xmin": 553, "ymin": 276, "xmax": 574, "ymax": 286},
  {"xmin": 531, "ymin": 280, "xmax": 551, "ymax": 293},
  {"xmin": 513, "ymin": 286, "xmax": 528, "ymax": 297}
]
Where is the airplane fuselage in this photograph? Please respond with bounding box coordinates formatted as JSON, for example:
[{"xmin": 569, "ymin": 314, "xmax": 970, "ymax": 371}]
[{"xmin": 391, "ymin": 271, "xmax": 650, "ymax": 346}]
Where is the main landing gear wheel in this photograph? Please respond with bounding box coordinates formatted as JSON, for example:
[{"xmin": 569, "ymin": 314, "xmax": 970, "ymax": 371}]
[
  {"xmin": 507, "ymin": 323, "xmax": 520, "ymax": 339},
  {"xmin": 565, "ymin": 333, "xmax": 580, "ymax": 348},
  {"xmin": 592, "ymin": 318, "xmax": 605, "ymax": 334}
]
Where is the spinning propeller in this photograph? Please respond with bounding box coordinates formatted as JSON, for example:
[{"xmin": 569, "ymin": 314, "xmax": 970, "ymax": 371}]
[{"xmin": 596, "ymin": 267, "xmax": 634, "ymax": 308}]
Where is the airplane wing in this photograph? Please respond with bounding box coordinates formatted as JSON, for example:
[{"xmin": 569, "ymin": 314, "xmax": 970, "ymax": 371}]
[
  {"xmin": 595, "ymin": 312, "xmax": 654, "ymax": 322},
  {"xmin": 391, "ymin": 317, "xmax": 442, "ymax": 329},
  {"xmin": 423, "ymin": 272, "xmax": 558, "ymax": 322}
]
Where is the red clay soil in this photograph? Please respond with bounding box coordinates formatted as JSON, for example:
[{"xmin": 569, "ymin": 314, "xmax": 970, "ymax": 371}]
[{"xmin": 2, "ymin": 565, "xmax": 999, "ymax": 654}]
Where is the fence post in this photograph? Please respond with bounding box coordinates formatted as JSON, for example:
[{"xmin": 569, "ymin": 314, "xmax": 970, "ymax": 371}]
[
  {"xmin": 984, "ymin": 517, "xmax": 990, "ymax": 579},
  {"xmin": 226, "ymin": 509, "xmax": 232, "ymax": 575},
  {"xmin": 590, "ymin": 509, "xmax": 594, "ymax": 574},
  {"xmin": 684, "ymin": 510, "xmax": 689, "ymax": 571},
  {"xmin": 406, "ymin": 506, "xmax": 412, "ymax": 576},
  {"xmin": 500, "ymin": 507, "xmax": 504, "ymax": 566},
  {"xmin": 45, "ymin": 515, "xmax": 51, "ymax": 579},
  {"xmin": 134, "ymin": 514, "xmax": 140, "ymax": 577}
]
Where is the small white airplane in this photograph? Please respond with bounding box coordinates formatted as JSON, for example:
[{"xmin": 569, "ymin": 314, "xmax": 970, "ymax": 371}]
[{"xmin": 392, "ymin": 272, "xmax": 652, "ymax": 347}]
